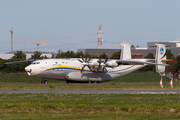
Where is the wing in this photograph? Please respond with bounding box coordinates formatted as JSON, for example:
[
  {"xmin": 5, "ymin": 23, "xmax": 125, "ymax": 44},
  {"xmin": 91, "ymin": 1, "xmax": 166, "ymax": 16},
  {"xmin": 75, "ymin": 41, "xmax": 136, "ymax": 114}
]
[
  {"xmin": 116, "ymin": 59, "xmax": 171, "ymax": 66},
  {"xmin": 5, "ymin": 60, "xmax": 34, "ymax": 64}
]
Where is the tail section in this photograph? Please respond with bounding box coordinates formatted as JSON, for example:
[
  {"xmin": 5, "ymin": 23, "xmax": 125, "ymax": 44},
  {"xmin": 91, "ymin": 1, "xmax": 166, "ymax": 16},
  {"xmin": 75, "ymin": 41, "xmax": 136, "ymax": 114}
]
[
  {"xmin": 155, "ymin": 44, "xmax": 166, "ymax": 73},
  {"xmin": 120, "ymin": 44, "xmax": 131, "ymax": 60}
]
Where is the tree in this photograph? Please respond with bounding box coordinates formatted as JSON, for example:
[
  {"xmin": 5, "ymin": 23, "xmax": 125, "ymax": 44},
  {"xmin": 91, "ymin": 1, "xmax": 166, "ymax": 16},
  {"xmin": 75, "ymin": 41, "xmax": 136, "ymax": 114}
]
[
  {"xmin": 166, "ymin": 49, "xmax": 174, "ymax": 59},
  {"xmin": 0, "ymin": 51, "xmax": 27, "ymax": 72},
  {"xmin": 131, "ymin": 44, "xmax": 135, "ymax": 48},
  {"xmin": 11, "ymin": 51, "xmax": 26, "ymax": 60},
  {"xmin": 30, "ymin": 51, "xmax": 43, "ymax": 59},
  {"xmin": 76, "ymin": 51, "xmax": 85, "ymax": 58},
  {"xmin": 166, "ymin": 49, "xmax": 175, "ymax": 74},
  {"xmin": 99, "ymin": 52, "xmax": 107, "ymax": 59},
  {"xmin": 66, "ymin": 51, "xmax": 76, "ymax": 58},
  {"xmin": 3, "ymin": 51, "xmax": 29, "ymax": 73},
  {"xmin": 110, "ymin": 50, "xmax": 121, "ymax": 59},
  {"xmin": 169, "ymin": 55, "xmax": 180, "ymax": 77},
  {"xmin": 56, "ymin": 50, "xmax": 76, "ymax": 58},
  {"xmin": 139, "ymin": 52, "xmax": 155, "ymax": 72}
]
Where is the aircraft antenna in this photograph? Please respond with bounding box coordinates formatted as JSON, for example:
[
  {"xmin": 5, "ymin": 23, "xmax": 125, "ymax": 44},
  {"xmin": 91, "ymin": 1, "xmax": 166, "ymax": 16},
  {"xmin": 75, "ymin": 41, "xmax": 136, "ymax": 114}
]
[{"xmin": 97, "ymin": 25, "xmax": 104, "ymax": 49}]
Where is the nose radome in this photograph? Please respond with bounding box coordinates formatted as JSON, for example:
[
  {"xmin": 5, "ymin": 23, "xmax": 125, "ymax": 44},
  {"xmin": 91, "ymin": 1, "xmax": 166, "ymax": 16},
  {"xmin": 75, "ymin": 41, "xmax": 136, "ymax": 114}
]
[
  {"xmin": 25, "ymin": 66, "xmax": 32, "ymax": 73},
  {"xmin": 25, "ymin": 66, "xmax": 29, "ymax": 72},
  {"xmin": 25, "ymin": 66, "xmax": 32, "ymax": 75}
]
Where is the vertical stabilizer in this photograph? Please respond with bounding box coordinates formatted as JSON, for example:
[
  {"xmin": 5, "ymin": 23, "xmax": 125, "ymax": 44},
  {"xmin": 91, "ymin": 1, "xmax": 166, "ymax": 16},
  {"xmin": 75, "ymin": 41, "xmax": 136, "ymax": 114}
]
[
  {"xmin": 155, "ymin": 44, "xmax": 166, "ymax": 73},
  {"xmin": 120, "ymin": 44, "xmax": 131, "ymax": 60}
]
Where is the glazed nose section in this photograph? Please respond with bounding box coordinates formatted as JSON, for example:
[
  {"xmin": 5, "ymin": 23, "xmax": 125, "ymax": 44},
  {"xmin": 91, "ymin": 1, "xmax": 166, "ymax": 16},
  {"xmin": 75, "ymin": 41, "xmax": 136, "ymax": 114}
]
[{"xmin": 25, "ymin": 66, "xmax": 32, "ymax": 75}]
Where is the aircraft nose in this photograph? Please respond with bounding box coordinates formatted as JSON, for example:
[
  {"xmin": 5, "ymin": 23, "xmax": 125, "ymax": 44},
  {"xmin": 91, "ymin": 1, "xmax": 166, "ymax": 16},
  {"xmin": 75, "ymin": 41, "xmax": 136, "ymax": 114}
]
[
  {"xmin": 25, "ymin": 66, "xmax": 32, "ymax": 75},
  {"xmin": 25, "ymin": 66, "xmax": 29, "ymax": 72}
]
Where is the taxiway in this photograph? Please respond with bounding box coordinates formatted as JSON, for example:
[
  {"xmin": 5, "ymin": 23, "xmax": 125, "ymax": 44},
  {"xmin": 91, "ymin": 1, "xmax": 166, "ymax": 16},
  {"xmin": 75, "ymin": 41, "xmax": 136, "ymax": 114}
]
[{"xmin": 0, "ymin": 89, "xmax": 179, "ymax": 94}]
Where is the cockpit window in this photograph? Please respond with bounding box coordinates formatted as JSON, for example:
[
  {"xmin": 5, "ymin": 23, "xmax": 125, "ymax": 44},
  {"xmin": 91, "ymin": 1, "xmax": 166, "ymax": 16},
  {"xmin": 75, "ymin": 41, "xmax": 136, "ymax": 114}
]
[{"xmin": 31, "ymin": 62, "xmax": 40, "ymax": 65}]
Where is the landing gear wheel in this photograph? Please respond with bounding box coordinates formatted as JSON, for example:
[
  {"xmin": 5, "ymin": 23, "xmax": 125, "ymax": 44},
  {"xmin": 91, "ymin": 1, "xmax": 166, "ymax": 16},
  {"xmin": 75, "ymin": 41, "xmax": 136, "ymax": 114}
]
[
  {"xmin": 44, "ymin": 80, "xmax": 48, "ymax": 84},
  {"xmin": 41, "ymin": 80, "xmax": 44, "ymax": 84},
  {"xmin": 41, "ymin": 79, "xmax": 48, "ymax": 84}
]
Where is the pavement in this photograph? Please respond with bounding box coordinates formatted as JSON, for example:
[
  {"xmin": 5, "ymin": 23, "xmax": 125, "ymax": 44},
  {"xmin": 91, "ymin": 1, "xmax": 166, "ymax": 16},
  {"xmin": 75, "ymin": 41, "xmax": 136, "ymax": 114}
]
[{"xmin": 0, "ymin": 89, "xmax": 180, "ymax": 94}]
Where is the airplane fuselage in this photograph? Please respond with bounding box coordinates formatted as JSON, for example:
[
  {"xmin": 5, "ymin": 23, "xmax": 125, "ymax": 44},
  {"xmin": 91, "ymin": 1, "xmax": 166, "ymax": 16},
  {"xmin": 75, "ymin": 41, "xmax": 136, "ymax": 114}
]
[{"xmin": 25, "ymin": 58, "xmax": 146, "ymax": 82}]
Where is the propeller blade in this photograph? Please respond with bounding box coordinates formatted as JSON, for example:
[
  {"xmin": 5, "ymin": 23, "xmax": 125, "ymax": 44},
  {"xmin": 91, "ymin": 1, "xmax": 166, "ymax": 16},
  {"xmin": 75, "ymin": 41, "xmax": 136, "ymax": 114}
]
[
  {"xmin": 78, "ymin": 59, "xmax": 83, "ymax": 63},
  {"xmin": 104, "ymin": 55, "xmax": 108, "ymax": 64},
  {"xmin": 87, "ymin": 65, "xmax": 92, "ymax": 71},
  {"xmin": 85, "ymin": 55, "xmax": 88, "ymax": 62},
  {"xmin": 78, "ymin": 56, "xmax": 92, "ymax": 73},
  {"xmin": 103, "ymin": 67, "xmax": 108, "ymax": 73},
  {"xmin": 81, "ymin": 66, "xmax": 85, "ymax": 73},
  {"xmin": 97, "ymin": 66, "xmax": 101, "ymax": 72},
  {"xmin": 81, "ymin": 56, "xmax": 84, "ymax": 62},
  {"xmin": 88, "ymin": 56, "xmax": 91, "ymax": 62},
  {"xmin": 99, "ymin": 57, "xmax": 101, "ymax": 62}
]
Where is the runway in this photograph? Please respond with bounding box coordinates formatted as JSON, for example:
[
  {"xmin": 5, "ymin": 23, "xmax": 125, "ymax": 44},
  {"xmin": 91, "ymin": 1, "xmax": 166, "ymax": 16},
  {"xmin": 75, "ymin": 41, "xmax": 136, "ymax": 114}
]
[{"xmin": 0, "ymin": 89, "xmax": 180, "ymax": 94}]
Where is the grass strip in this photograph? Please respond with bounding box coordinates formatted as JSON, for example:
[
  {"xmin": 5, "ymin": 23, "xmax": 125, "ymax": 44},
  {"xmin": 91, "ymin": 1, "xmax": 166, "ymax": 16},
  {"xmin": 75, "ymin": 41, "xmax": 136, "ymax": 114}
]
[{"xmin": 0, "ymin": 93, "xmax": 180, "ymax": 120}]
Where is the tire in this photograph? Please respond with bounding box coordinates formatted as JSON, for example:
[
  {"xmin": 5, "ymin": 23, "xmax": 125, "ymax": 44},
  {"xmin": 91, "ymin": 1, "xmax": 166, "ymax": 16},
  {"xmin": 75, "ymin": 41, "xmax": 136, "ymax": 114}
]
[
  {"xmin": 44, "ymin": 80, "xmax": 48, "ymax": 84},
  {"xmin": 41, "ymin": 80, "xmax": 44, "ymax": 84}
]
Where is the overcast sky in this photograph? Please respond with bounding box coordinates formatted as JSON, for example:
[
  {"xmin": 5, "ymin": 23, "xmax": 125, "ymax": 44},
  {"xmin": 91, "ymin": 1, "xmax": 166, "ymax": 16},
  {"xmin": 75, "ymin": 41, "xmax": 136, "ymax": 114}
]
[{"xmin": 0, "ymin": 0, "xmax": 180, "ymax": 53}]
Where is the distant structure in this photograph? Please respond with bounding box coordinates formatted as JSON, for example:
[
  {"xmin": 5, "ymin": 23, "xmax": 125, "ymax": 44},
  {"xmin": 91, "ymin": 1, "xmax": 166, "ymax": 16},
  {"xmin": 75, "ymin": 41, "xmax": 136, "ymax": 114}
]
[
  {"xmin": 147, "ymin": 39, "xmax": 180, "ymax": 49},
  {"xmin": 12, "ymin": 42, "xmax": 47, "ymax": 52},
  {"xmin": 78, "ymin": 39, "xmax": 180, "ymax": 58},
  {"xmin": 9, "ymin": 27, "xmax": 13, "ymax": 52},
  {"xmin": 97, "ymin": 25, "xmax": 103, "ymax": 49}
]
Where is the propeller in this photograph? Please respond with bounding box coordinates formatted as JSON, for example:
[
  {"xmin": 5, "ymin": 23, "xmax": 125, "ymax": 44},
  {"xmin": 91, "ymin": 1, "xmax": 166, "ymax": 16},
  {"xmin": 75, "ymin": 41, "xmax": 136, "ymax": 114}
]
[
  {"xmin": 78, "ymin": 55, "xmax": 92, "ymax": 73},
  {"xmin": 97, "ymin": 54, "xmax": 108, "ymax": 74}
]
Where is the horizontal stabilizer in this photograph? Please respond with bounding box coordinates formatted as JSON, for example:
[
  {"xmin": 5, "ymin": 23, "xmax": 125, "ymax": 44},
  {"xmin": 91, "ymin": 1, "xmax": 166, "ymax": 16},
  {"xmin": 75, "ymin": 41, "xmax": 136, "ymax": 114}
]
[
  {"xmin": 146, "ymin": 59, "xmax": 174, "ymax": 62},
  {"xmin": 161, "ymin": 59, "xmax": 174, "ymax": 62}
]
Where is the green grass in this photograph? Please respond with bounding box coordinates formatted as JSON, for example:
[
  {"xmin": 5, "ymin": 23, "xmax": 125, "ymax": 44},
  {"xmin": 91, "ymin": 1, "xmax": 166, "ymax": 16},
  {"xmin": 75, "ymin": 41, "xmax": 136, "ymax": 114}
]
[
  {"xmin": 0, "ymin": 93, "xmax": 180, "ymax": 120},
  {"xmin": 0, "ymin": 71, "xmax": 179, "ymax": 90},
  {"xmin": 0, "ymin": 72, "xmax": 180, "ymax": 120}
]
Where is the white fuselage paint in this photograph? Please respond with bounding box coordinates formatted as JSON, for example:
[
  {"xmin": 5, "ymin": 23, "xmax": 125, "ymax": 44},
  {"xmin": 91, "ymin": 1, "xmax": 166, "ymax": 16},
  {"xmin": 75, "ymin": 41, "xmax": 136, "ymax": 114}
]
[{"xmin": 25, "ymin": 58, "xmax": 147, "ymax": 82}]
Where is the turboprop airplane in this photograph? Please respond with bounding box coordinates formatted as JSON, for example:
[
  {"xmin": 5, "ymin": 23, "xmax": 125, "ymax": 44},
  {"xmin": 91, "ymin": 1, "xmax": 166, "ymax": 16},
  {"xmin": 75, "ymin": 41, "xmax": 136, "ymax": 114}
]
[{"xmin": 5, "ymin": 44, "xmax": 172, "ymax": 84}]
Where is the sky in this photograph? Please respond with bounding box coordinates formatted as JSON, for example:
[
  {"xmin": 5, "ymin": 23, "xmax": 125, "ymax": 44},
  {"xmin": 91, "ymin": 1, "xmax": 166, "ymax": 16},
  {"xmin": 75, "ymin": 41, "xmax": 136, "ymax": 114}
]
[{"xmin": 0, "ymin": 0, "xmax": 180, "ymax": 53}]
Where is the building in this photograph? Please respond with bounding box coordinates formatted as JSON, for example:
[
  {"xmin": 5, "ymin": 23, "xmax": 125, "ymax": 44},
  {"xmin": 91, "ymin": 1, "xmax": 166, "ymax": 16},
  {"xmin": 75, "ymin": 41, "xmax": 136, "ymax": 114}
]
[{"xmin": 77, "ymin": 40, "xmax": 180, "ymax": 58}]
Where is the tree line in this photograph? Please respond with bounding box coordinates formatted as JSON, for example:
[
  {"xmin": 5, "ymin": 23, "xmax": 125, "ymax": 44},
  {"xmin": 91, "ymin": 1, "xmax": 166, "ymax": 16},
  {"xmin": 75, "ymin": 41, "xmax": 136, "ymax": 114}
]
[{"xmin": 0, "ymin": 50, "xmax": 179, "ymax": 77}]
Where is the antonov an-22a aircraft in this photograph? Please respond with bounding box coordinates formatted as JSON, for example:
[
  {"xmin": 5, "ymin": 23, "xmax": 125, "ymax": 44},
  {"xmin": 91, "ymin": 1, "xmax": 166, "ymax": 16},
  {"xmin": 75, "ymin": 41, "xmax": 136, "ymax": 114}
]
[{"xmin": 5, "ymin": 44, "xmax": 172, "ymax": 84}]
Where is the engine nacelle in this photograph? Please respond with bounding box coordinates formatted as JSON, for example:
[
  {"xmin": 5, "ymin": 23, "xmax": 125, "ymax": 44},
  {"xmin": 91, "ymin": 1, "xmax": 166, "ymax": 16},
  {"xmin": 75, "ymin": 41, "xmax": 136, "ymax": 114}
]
[
  {"xmin": 106, "ymin": 61, "xmax": 118, "ymax": 67},
  {"xmin": 88, "ymin": 61, "xmax": 99, "ymax": 67},
  {"xmin": 66, "ymin": 72, "xmax": 119, "ymax": 81}
]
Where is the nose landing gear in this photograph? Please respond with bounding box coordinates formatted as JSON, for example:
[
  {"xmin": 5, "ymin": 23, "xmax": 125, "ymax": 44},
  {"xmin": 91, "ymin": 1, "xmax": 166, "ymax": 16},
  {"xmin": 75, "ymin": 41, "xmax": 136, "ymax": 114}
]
[{"xmin": 41, "ymin": 79, "xmax": 48, "ymax": 84}]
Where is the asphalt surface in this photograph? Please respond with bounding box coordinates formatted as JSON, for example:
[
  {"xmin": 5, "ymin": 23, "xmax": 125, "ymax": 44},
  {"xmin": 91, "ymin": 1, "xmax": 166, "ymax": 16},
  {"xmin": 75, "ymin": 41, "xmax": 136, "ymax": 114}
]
[{"xmin": 0, "ymin": 89, "xmax": 180, "ymax": 94}]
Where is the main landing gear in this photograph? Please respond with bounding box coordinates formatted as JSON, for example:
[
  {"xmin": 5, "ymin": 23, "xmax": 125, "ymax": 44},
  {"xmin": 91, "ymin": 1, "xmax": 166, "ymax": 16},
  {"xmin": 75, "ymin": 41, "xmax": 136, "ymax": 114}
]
[{"xmin": 41, "ymin": 79, "xmax": 48, "ymax": 84}]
